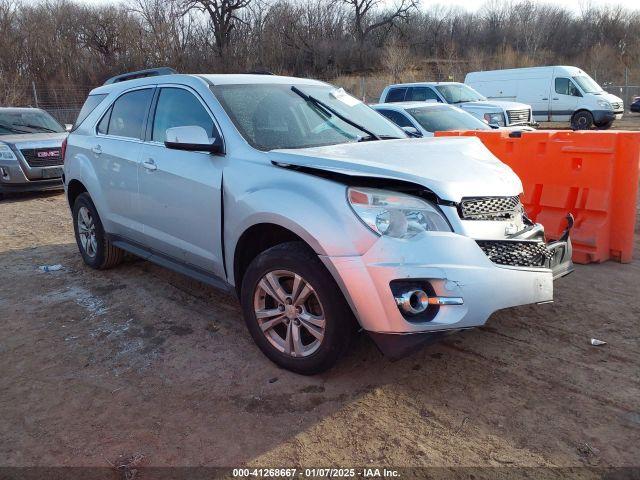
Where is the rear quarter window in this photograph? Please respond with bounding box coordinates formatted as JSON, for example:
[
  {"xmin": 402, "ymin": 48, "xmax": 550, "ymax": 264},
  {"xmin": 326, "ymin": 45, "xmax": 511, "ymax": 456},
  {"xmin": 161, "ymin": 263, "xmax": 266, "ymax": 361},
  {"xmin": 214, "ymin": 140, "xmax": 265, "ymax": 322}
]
[
  {"xmin": 73, "ymin": 94, "xmax": 108, "ymax": 131},
  {"xmin": 385, "ymin": 88, "xmax": 407, "ymax": 103}
]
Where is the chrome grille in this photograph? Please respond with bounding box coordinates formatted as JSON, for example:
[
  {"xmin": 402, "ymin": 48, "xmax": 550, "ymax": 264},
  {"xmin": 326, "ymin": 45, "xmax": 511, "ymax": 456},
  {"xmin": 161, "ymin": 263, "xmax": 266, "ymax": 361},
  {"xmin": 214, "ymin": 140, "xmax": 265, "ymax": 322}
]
[
  {"xmin": 460, "ymin": 196, "xmax": 522, "ymax": 221},
  {"xmin": 20, "ymin": 147, "xmax": 63, "ymax": 168},
  {"xmin": 477, "ymin": 240, "xmax": 552, "ymax": 268},
  {"xmin": 506, "ymin": 109, "xmax": 530, "ymax": 125},
  {"xmin": 611, "ymin": 101, "xmax": 623, "ymax": 112}
]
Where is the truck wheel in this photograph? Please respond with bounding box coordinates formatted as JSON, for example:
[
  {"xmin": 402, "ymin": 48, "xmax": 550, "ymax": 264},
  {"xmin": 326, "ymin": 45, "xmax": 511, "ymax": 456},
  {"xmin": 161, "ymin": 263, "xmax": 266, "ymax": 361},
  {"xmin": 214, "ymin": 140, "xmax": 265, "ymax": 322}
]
[
  {"xmin": 571, "ymin": 111, "xmax": 594, "ymax": 130},
  {"xmin": 240, "ymin": 242, "xmax": 355, "ymax": 375},
  {"xmin": 72, "ymin": 192, "xmax": 124, "ymax": 269}
]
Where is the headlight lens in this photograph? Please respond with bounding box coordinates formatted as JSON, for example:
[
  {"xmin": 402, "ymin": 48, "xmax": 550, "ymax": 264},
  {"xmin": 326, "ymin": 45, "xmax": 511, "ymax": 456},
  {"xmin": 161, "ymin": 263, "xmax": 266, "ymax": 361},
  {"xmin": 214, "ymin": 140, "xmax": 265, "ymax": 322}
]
[
  {"xmin": 348, "ymin": 187, "xmax": 451, "ymax": 238},
  {"xmin": 483, "ymin": 112, "xmax": 505, "ymax": 126},
  {"xmin": 597, "ymin": 99, "xmax": 612, "ymax": 110},
  {"xmin": 0, "ymin": 142, "xmax": 17, "ymax": 160}
]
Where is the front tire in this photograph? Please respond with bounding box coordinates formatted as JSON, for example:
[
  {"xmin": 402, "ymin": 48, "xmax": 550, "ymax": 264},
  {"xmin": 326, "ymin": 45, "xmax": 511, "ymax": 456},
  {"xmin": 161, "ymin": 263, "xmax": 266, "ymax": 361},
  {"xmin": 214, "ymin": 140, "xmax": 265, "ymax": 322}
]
[
  {"xmin": 240, "ymin": 242, "xmax": 354, "ymax": 375},
  {"xmin": 72, "ymin": 192, "xmax": 124, "ymax": 269},
  {"xmin": 571, "ymin": 110, "xmax": 594, "ymax": 130}
]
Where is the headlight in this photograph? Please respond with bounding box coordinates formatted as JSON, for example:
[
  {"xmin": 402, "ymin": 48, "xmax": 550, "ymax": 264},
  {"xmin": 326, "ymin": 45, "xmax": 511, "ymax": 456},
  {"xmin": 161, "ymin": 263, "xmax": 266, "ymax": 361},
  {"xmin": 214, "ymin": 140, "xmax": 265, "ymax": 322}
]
[
  {"xmin": 597, "ymin": 99, "xmax": 612, "ymax": 110},
  {"xmin": 347, "ymin": 187, "xmax": 451, "ymax": 238},
  {"xmin": 483, "ymin": 112, "xmax": 505, "ymax": 126},
  {"xmin": 0, "ymin": 142, "xmax": 17, "ymax": 160}
]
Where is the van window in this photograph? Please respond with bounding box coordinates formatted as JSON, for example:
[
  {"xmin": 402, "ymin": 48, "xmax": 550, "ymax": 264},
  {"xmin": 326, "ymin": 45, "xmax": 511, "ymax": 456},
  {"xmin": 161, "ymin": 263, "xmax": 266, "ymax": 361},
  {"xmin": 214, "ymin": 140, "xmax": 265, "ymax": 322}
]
[
  {"xmin": 104, "ymin": 89, "xmax": 154, "ymax": 139},
  {"xmin": 407, "ymin": 87, "xmax": 440, "ymax": 102},
  {"xmin": 555, "ymin": 78, "xmax": 581, "ymax": 97},
  {"xmin": 152, "ymin": 88, "xmax": 217, "ymax": 142},
  {"xmin": 386, "ymin": 88, "xmax": 407, "ymax": 103},
  {"xmin": 377, "ymin": 109, "xmax": 414, "ymax": 128}
]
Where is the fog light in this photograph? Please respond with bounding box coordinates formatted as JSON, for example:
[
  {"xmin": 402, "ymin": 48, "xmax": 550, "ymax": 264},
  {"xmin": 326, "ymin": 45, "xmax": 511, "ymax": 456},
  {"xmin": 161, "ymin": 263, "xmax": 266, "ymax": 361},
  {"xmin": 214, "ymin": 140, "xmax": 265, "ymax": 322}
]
[{"xmin": 395, "ymin": 289, "xmax": 430, "ymax": 315}]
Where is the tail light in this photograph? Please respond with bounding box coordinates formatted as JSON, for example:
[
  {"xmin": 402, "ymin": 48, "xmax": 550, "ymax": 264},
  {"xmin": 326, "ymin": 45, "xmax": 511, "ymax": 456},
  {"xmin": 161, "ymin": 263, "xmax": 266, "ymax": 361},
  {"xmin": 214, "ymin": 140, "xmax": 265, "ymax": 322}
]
[{"xmin": 61, "ymin": 137, "xmax": 67, "ymax": 163}]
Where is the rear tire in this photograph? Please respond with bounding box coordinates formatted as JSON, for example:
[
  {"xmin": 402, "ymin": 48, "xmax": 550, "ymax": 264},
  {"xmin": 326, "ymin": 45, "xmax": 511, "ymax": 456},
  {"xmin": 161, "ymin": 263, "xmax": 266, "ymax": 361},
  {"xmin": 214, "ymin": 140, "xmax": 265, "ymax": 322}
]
[
  {"xmin": 72, "ymin": 192, "xmax": 124, "ymax": 269},
  {"xmin": 240, "ymin": 241, "xmax": 355, "ymax": 375},
  {"xmin": 571, "ymin": 110, "xmax": 594, "ymax": 130}
]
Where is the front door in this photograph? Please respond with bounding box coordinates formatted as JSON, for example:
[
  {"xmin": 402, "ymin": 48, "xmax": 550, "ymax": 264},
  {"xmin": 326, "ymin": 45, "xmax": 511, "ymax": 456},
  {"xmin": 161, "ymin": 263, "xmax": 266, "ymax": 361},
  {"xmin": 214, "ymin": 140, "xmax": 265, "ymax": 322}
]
[
  {"xmin": 551, "ymin": 77, "xmax": 581, "ymax": 122},
  {"xmin": 137, "ymin": 86, "xmax": 225, "ymax": 277}
]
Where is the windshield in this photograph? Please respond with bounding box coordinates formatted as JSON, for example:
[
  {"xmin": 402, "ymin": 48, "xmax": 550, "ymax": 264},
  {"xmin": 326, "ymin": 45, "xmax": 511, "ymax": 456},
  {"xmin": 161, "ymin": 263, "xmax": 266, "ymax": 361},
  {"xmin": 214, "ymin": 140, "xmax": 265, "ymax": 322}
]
[
  {"xmin": 407, "ymin": 105, "xmax": 491, "ymax": 132},
  {"xmin": 210, "ymin": 84, "xmax": 405, "ymax": 150},
  {"xmin": 0, "ymin": 109, "xmax": 65, "ymax": 135},
  {"xmin": 435, "ymin": 84, "xmax": 486, "ymax": 104},
  {"xmin": 572, "ymin": 75, "xmax": 603, "ymax": 94}
]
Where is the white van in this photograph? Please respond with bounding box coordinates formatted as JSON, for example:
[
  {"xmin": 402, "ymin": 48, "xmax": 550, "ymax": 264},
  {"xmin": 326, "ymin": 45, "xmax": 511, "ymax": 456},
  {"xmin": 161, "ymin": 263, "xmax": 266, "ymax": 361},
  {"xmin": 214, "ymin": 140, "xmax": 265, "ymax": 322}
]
[{"xmin": 465, "ymin": 66, "xmax": 624, "ymax": 130}]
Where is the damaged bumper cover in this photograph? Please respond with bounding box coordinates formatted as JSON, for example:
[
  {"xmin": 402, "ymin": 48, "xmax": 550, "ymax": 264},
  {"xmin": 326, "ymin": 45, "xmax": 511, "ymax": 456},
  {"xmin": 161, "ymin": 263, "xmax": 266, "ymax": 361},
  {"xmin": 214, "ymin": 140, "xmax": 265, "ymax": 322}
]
[{"xmin": 320, "ymin": 225, "xmax": 573, "ymax": 359}]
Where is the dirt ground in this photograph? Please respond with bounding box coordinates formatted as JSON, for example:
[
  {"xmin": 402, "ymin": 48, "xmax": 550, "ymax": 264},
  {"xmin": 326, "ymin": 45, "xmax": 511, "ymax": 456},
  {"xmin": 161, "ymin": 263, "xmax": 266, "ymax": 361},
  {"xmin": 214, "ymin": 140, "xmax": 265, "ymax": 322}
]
[{"xmin": 1, "ymin": 189, "xmax": 639, "ymax": 475}]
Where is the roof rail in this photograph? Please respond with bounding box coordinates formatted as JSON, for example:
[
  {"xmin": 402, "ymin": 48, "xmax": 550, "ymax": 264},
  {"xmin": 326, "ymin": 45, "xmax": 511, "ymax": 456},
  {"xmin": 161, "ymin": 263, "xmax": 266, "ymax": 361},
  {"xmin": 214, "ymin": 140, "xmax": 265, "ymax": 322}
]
[
  {"xmin": 103, "ymin": 67, "xmax": 178, "ymax": 85},
  {"xmin": 247, "ymin": 69, "xmax": 274, "ymax": 75}
]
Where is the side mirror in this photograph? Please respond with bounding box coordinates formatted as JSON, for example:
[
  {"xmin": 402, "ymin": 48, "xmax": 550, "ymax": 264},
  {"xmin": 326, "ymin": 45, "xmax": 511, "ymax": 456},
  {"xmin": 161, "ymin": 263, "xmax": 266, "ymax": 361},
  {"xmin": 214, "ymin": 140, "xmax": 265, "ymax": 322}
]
[
  {"xmin": 164, "ymin": 126, "xmax": 223, "ymax": 154},
  {"xmin": 488, "ymin": 123, "xmax": 501, "ymax": 129},
  {"xmin": 402, "ymin": 126, "xmax": 423, "ymax": 138}
]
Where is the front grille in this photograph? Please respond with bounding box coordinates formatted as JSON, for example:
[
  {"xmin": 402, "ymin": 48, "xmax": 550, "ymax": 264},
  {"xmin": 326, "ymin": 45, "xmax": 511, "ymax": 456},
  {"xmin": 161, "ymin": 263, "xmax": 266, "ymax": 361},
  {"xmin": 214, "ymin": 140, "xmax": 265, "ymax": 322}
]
[
  {"xmin": 506, "ymin": 109, "xmax": 530, "ymax": 125},
  {"xmin": 611, "ymin": 101, "xmax": 623, "ymax": 112},
  {"xmin": 477, "ymin": 240, "xmax": 552, "ymax": 267},
  {"xmin": 20, "ymin": 147, "xmax": 63, "ymax": 168},
  {"xmin": 460, "ymin": 196, "xmax": 522, "ymax": 221}
]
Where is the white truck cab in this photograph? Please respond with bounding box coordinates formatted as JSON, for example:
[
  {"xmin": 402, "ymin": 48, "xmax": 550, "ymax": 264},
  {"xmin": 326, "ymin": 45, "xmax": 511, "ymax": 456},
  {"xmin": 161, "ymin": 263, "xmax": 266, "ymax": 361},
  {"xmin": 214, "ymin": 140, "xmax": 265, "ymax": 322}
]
[
  {"xmin": 465, "ymin": 66, "xmax": 624, "ymax": 130},
  {"xmin": 379, "ymin": 82, "xmax": 535, "ymax": 128}
]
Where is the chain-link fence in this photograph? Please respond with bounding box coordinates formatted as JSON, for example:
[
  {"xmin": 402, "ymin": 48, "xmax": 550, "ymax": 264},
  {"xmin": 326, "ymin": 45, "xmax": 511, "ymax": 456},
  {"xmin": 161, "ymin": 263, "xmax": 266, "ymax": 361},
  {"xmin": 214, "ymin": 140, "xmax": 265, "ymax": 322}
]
[{"xmin": 0, "ymin": 82, "xmax": 94, "ymax": 125}]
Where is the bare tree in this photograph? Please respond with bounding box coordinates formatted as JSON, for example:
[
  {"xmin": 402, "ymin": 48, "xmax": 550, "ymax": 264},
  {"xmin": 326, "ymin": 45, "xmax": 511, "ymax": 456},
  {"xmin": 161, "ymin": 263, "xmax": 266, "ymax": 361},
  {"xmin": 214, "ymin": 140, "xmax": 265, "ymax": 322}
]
[
  {"xmin": 337, "ymin": 0, "xmax": 418, "ymax": 69},
  {"xmin": 182, "ymin": 0, "xmax": 251, "ymax": 67}
]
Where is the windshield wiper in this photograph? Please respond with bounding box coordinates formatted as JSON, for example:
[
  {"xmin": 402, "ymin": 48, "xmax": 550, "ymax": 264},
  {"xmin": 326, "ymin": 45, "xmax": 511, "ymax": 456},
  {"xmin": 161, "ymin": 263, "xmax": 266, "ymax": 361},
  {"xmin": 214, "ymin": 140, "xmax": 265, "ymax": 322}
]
[
  {"xmin": 291, "ymin": 86, "xmax": 380, "ymax": 141},
  {"xmin": 0, "ymin": 122, "xmax": 32, "ymax": 134},
  {"xmin": 12, "ymin": 123, "xmax": 58, "ymax": 133}
]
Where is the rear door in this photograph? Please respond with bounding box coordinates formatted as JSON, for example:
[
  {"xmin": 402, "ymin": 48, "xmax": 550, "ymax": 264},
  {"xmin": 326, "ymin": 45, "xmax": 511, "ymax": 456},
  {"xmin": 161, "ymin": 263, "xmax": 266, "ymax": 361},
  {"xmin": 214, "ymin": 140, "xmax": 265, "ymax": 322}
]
[
  {"xmin": 136, "ymin": 85, "xmax": 225, "ymax": 276},
  {"xmin": 92, "ymin": 87, "xmax": 154, "ymax": 240}
]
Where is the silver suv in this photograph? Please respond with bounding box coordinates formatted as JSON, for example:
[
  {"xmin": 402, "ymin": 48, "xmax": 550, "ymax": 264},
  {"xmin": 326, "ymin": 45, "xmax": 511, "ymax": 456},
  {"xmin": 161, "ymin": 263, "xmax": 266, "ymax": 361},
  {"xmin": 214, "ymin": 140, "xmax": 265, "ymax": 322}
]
[{"xmin": 64, "ymin": 69, "xmax": 573, "ymax": 374}]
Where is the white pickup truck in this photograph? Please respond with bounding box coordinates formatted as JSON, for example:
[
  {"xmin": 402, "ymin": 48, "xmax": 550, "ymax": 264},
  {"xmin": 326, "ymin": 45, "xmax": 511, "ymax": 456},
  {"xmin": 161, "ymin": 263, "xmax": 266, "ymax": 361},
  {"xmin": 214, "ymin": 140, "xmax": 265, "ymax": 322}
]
[{"xmin": 379, "ymin": 82, "xmax": 535, "ymax": 128}]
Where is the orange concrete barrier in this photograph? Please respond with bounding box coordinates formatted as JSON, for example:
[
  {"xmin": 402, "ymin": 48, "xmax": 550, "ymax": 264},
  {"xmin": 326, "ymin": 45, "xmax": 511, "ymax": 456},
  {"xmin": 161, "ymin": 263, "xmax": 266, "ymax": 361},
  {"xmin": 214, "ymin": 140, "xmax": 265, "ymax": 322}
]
[{"xmin": 436, "ymin": 130, "xmax": 640, "ymax": 264}]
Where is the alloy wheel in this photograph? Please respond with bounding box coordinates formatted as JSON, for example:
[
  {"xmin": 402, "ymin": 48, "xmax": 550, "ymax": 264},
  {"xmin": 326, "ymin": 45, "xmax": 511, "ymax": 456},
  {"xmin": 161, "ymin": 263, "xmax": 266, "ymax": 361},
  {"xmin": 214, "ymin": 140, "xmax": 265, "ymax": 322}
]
[
  {"xmin": 77, "ymin": 206, "xmax": 97, "ymax": 258},
  {"xmin": 253, "ymin": 269, "xmax": 326, "ymax": 358}
]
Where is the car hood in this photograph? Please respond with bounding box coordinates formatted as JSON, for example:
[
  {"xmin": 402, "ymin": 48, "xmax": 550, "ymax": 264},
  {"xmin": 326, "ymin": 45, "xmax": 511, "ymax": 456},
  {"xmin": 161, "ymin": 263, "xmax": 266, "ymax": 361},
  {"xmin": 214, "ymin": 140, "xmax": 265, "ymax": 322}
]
[
  {"xmin": 600, "ymin": 92, "xmax": 623, "ymax": 104},
  {"xmin": 0, "ymin": 132, "xmax": 67, "ymax": 148},
  {"xmin": 269, "ymin": 137, "xmax": 522, "ymax": 203},
  {"xmin": 459, "ymin": 100, "xmax": 532, "ymax": 112}
]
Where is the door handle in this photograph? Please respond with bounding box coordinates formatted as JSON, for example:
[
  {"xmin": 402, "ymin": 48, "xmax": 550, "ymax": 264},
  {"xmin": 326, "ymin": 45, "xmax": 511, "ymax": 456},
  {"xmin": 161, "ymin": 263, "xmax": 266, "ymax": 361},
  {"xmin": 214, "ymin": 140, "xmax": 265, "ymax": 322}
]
[
  {"xmin": 553, "ymin": 98, "xmax": 559, "ymax": 101},
  {"xmin": 142, "ymin": 158, "xmax": 157, "ymax": 171},
  {"xmin": 542, "ymin": 97, "xmax": 548, "ymax": 101},
  {"xmin": 91, "ymin": 145, "xmax": 102, "ymax": 155}
]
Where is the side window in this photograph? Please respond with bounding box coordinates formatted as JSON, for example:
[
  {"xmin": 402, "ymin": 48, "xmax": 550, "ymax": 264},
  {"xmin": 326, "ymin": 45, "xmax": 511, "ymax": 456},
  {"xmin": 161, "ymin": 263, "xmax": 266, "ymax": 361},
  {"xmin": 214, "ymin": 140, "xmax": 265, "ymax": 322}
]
[
  {"xmin": 386, "ymin": 88, "xmax": 407, "ymax": 103},
  {"xmin": 378, "ymin": 109, "xmax": 414, "ymax": 128},
  {"xmin": 407, "ymin": 87, "xmax": 440, "ymax": 102},
  {"xmin": 102, "ymin": 89, "xmax": 153, "ymax": 139},
  {"xmin": 97, "ymin": 107, "xmax": 111, "ymax": 135},
  {"xmin": 152, "ymin": 88, "xmax": 217, "ymax": 142},
  {"xmin": 555, "ymin": 78, "xmax": 581, "ymax": 97}
]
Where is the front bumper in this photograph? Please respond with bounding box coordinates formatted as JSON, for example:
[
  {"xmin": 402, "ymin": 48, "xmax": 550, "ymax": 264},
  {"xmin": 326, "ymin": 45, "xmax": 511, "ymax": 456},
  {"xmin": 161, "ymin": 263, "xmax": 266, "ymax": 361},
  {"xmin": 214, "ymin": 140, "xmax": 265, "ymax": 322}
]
[
  {"xmin": 321, "ymin": 228, "xmax": 572, "ymax": 355},
  {"xmin": 0, "ymin": 161, "xmax": 63, "ymax": 193}
]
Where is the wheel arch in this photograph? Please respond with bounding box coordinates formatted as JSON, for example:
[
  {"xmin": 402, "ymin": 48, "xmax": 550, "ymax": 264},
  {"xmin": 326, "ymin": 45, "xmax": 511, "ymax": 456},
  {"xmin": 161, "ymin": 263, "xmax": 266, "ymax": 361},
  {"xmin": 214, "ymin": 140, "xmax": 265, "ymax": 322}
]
[
  {"xmin": 67, "ymin": 179, "xmax": 88, "ymax": 209},
  {"xmin": 232, "ymin": 222, "xmax": 313, "ymax": 296}
]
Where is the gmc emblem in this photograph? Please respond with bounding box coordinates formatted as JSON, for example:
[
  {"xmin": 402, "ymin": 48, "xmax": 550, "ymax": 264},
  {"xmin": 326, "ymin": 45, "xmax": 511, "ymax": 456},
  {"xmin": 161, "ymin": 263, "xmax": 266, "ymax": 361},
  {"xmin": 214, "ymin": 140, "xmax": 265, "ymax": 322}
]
[{"xmin": 37, "ymin": 150, "xmax": 61, "ymax": 158}]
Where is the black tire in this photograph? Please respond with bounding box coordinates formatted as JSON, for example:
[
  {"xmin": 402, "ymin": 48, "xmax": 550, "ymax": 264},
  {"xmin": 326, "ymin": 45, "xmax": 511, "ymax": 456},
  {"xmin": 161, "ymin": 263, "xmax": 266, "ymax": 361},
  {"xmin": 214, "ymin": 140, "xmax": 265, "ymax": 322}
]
[
  {"xmin": 72, "ymin": 192, "xmax": 124, "ymax": 269},
  {"xmin": 571, "ymin": 110, "xmax": 594, "ymax": 130},
  {"xmin": 240, "ymin": 241, "xmax": 355, "ymax": 375},
  {"xmin": 596, "ymin": 120, "xmax": 614, "ymax": 130}
]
